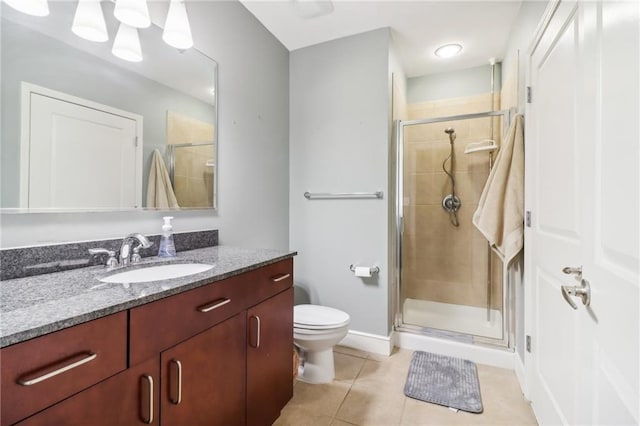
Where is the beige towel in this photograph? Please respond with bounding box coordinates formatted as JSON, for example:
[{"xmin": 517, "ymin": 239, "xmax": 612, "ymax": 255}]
[
  {"xmin": 472, "ymin": 114, "xmax": 524, "ymax": 265},
  {"xmin": 146, "ymin": 149, "xmax": 179, "ymax": 209}
]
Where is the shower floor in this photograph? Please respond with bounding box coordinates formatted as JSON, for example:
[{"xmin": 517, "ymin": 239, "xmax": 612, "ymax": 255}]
[{"xmin": 402, "ymin": 298, "xmax": 503, "ymax": 340}]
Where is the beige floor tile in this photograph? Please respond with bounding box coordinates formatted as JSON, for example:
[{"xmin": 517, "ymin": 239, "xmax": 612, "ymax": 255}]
[
  {"xmin": 335, "ymin": 384, "xmax": 406, "ymax": 426},
  {"xmin": 330, "ymin": 419, "xmax": 359, "ymax": 426},
  {"xmin": 367, "ymin": 347, "xmax": 414, "ymax": 365},
  {"xmin": 475, "ymin": 365, "xmax": 537, "ymax": 425},
  {"xmin": 287, "ymin": 380, "xmax": 351, "ymax": 418},
  {"xmin": 401, "ymin": 397, "xmax": 484, "ymax": 426},
  {"xmin": 334, "ymin": 352, "xmax": 367, "ymax": 383},
  {"xmin": 354, "ymin": 358, "xmax": 409, "ymax": 394},
  {"xmin": 279, "ymin": 348, "xmax": 537, "ymax": 426},
  {"xmin": 274, "ymin": 404, "xmax": 333, "ymax": 426},
  {"xmin": 335, "ymin": 345, "xmax": 370, "ymax": 359}
]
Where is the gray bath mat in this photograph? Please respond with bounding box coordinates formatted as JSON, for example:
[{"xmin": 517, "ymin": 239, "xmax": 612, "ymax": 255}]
[{"xmin": 404, "ymin": 351, "xmax": 483, "ymax": 413}]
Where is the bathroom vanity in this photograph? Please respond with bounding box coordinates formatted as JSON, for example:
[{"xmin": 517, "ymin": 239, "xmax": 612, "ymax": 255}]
[{"xmin": 0, "ymin": 246, "xmax": 295, "ymax": 426}]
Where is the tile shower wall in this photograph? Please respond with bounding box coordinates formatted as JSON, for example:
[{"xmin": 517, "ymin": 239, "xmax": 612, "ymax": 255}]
[
  {"xmin": 173, "ymin": 145, "xmax": 215, "ymax": 208},
  {"xmin": 167, "ymin": 111, "xmax": 215, "ymax": 208},
  {"xmin": 402, "ymin": 93, "xmax": 503, "ymax": 310}
]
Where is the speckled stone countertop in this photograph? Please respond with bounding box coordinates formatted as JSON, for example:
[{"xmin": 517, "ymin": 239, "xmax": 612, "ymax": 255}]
[{"xmin": 0, "ymin": 246, "xmax": 296, "ymax": 348}]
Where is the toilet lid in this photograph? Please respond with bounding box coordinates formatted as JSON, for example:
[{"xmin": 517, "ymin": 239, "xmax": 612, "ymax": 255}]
[{"xmin": 294, "ymin": 304, "xmax": 350, "ymax": 329}]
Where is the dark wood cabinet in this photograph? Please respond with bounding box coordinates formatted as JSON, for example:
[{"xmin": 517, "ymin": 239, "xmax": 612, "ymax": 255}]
[
  {"xmin": 1, "ymin": 259, "xmax": 294, "ymax": 426},
  {"xmin": 0, "ymin": 312, "xmax": 128, "ymax": 426},
  {"xmin": 246, "ymin": 288, "xmax": 294, "ymax": 426},
  {"xmin": 160, "ymin": 313, "xmax": 246, "ymax": 426},
  {"xmin": 16, "ymin": 357, "xmax": 159, "ymax": 426}
]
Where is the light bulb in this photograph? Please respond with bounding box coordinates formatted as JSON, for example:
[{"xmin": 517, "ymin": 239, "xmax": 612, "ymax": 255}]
[
  {"xmin": 72, "ymin": 0, "xmax": 108, "ymax": 42},
  {"xmin": 112, "ymin": 23, "xmax": 143, "ymax": 62},
  {"xmin": 3, "ymin": 0, "xmax": 49, "ymax": 17},
  {"xmin": 434, "ymin": 44, "xmax": 463, "ymax": 59},
  {"xmin": 163, "ymin": 0, "xmax": 193, "ymax": 50},
  {"xmin": 114, "ymin": 0, "xmax": 150, "ymax": 29}
]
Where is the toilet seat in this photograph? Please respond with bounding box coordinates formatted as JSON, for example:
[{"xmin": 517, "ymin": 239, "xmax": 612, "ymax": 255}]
[{"xmin": 294, "ymin": 304, "xmax": 350, "ymax": 330}]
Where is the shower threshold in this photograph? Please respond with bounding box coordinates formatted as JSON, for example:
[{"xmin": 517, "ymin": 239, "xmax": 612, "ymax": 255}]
[{"xmin": 402, "ymin": 298, "xmax": 503, "ymax": 340}]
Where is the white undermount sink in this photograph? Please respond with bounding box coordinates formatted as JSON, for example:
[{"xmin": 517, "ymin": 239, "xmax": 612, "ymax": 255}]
[{"xmin": 99, "ymin": 263, "xmax": 214, "ymax": 284}]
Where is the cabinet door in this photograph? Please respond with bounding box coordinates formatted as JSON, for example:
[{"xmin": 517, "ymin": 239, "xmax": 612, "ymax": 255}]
[
  {"xmin": 16, "ymin": 357, "xmax": 159, "ymax": 426},
  {"xmin": 246, "ymin": 288, "xmax": 294, "ymax": 426},
  {"xmin": 161, "ymin": 313, "xmax": 246, "ymax": 426}
]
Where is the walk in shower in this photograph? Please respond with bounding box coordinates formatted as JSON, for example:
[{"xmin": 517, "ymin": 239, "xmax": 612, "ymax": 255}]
[{"xmin": 394, "ymin": 109, "xmax": 513, "ymax": 347}]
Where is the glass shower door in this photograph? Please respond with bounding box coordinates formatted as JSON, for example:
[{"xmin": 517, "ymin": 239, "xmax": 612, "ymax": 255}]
[{"xmin": 398, "ymin": 113, "xmax": 506, "ymax": 342}]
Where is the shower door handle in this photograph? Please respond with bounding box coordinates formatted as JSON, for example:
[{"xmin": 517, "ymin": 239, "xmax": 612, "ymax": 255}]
[{"xmin": 561, "ymin": 278, "xmax": 591, "ymax": 310}]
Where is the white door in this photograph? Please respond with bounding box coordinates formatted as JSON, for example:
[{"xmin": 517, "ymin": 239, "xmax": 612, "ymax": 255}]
[
  {"xmin": 526, "ymin": 1, "xmax": 639, "ymax": 425},
  {"xmin": 23, "ymin": 86, "xmax": 142, "ymax": 209}
]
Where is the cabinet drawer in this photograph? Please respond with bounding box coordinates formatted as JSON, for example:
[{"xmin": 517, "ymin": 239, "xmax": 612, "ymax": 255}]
[
  {"xmin": 244, "ymin": 258, "xmax": 293, "ymax": 308},
  {"xmin": 15, "ymin": 357, "xmax": 159, "ymax": 426},
  {"xmin": 0, "ymin": 312, "xmax": 127, "ymax": 426},
  {"xmin": 130, "ymin": 274, "xmax": 249, "ymax": 365}
]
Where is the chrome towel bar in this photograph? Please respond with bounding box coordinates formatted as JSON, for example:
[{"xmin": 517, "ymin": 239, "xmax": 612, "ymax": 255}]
[{"xmin": 304, "ymin": 191, "xmax": 383, "ymax": 200}]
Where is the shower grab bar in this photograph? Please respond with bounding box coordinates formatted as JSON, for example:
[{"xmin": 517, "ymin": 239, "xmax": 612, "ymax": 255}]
[{"xmin": 304, "ymin": 191, "xmax": 383, "ymax": 200}]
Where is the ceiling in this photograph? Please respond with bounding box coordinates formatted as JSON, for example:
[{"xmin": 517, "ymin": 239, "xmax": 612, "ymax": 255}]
[{"xmin": 238, "ymin": 0, "xmax": 523, "ymax": 77}]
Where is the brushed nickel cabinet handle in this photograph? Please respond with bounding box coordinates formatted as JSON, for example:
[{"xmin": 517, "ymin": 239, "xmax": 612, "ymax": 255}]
[
  {"xmin": 250, "ymin": 315, "xmax": 261, "ymax": 348},
  {"xmin": 197, "ymin": 298, "xmax": 231, "ymax": 313},
  {"xmin": 169, "ymin": 359, "xmax": 182, "ymax": 405},
  {"xmin": 140, "ymin": 375, "xmax": 154, "ymax": 424},
  {"xmin": 17, "ymin": 352, "xmax": 97, "ymax": 386},
  {"xmin": 271, "ymin": 273, "xmax": 291, "ymax": 282}
]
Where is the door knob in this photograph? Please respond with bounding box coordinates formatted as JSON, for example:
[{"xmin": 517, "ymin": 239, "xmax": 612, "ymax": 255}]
[{"xmin": 561, "ymin": 278, "xmax": 591, "ymax": 310}]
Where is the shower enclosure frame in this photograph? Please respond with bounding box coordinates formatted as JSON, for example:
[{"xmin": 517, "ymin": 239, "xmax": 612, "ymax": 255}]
[{"xmin": 394, "ymin": 109, "xmax": 515, "ymax": 349}]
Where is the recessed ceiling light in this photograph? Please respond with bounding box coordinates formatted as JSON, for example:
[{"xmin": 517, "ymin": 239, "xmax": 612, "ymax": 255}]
[
  {"xmin": 291, "ymin": 0, "xmax": 334, "ymax": 19},
  {"xmin": 435, "ymin": 43, "xmax": 463, "ymax": 59}
]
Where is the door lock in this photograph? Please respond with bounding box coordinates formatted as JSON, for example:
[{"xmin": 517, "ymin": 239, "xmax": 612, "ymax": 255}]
[{"xmin": 562, "ymin": 266, "xmax": 582, "ymax": 281}]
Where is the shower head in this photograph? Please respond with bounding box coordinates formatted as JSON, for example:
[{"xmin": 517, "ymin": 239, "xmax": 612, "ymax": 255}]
[{"xmin": 444, "ymin": 128, "xmax": 456, "ymax": 144}]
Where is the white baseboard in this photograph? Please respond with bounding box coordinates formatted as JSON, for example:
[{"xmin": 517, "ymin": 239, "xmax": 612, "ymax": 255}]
[
  {"xmin": 394, "ymin": 331, "xmax": 515, "ymax": 370},
  {"xmin": 339, "ymin": 330, "xmax": 393, "ymax": 356}
]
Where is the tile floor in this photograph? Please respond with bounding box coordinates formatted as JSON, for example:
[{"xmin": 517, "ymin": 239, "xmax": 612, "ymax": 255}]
[{"xmin": 274, "ymin": 346, "xmax": 538, "ymax": 426}]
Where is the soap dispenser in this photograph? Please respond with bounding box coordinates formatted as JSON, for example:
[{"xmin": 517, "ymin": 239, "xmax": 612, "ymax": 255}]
[{"xmin": 158, "ymin": 216, "xmax": 177, "ymax": 258}]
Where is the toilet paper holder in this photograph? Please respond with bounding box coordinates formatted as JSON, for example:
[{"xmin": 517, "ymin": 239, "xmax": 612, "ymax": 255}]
[{"xmin": 349, "ymin": 264, "xmax": 380, "ymax": 275}]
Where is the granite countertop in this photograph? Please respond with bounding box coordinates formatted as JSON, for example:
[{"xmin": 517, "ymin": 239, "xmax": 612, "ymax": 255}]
[{"xmin": 0, "ymin": 246, "xmax": 296, "ymax": 348}]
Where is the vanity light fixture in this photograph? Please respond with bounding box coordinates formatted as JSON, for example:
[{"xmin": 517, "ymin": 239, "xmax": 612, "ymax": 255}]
[
  {"xmin": 112, "ymin": 23, "xmax": 143, "ymax": 62},
  {"xmin": 3, "ymin": 0, "xmax": 49, "ymax": 16},
  {"xmin": 435, "ymin": 43, "xmax": 463, "ymax": 59},
  {"xmin": 114, "ymin": 0, "xmax": 151, "ymax": 29},
  {"xmin": 162, "ymin": 0, "xmax": 193, "ymax": 50},
  {"xmin": 72, "ymin": 0, "xmax": 109, "ymax": 42}
]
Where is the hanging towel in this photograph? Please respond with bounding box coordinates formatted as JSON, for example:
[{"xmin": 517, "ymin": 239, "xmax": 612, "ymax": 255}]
[
  {"xmin": 146, "ymin": 149, "xmax": 179, "ymax": 209},
  {"xmin": 472, "ymin": 114, "xmax": 524, "ymax": 265}
]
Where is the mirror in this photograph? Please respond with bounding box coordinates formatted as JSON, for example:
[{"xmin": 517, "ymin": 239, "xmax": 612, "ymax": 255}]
[{"xmin": 0, "ymin": 2, "xmax": 218, "ymax": 212}]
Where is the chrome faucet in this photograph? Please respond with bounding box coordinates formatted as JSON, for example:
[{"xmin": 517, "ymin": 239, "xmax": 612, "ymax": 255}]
[{"xmin": 119, "ymin": 233, "xmax": 154, "ymax": 266}]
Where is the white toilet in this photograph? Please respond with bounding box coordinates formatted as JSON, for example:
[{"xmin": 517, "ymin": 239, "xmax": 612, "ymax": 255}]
[{"xmin": 293, "ymin": 304, "xmax": 350, "ymax": 384}]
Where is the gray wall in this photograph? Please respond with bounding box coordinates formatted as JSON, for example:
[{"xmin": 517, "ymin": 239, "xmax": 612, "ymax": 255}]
[
  {"xmin": 289, "ymin": 29, "xmax": 391, "ymax": 337},
  {"xmin": 1, "ymin": 19, "xmax": 215, "ymax": 207},
  {"xmin": 0, "ymin": 1, "xmax": 290, "ymax": 250},
  {"xmin": 407, "ymin": 64, "xmax": 502, "ymax": 104}
]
